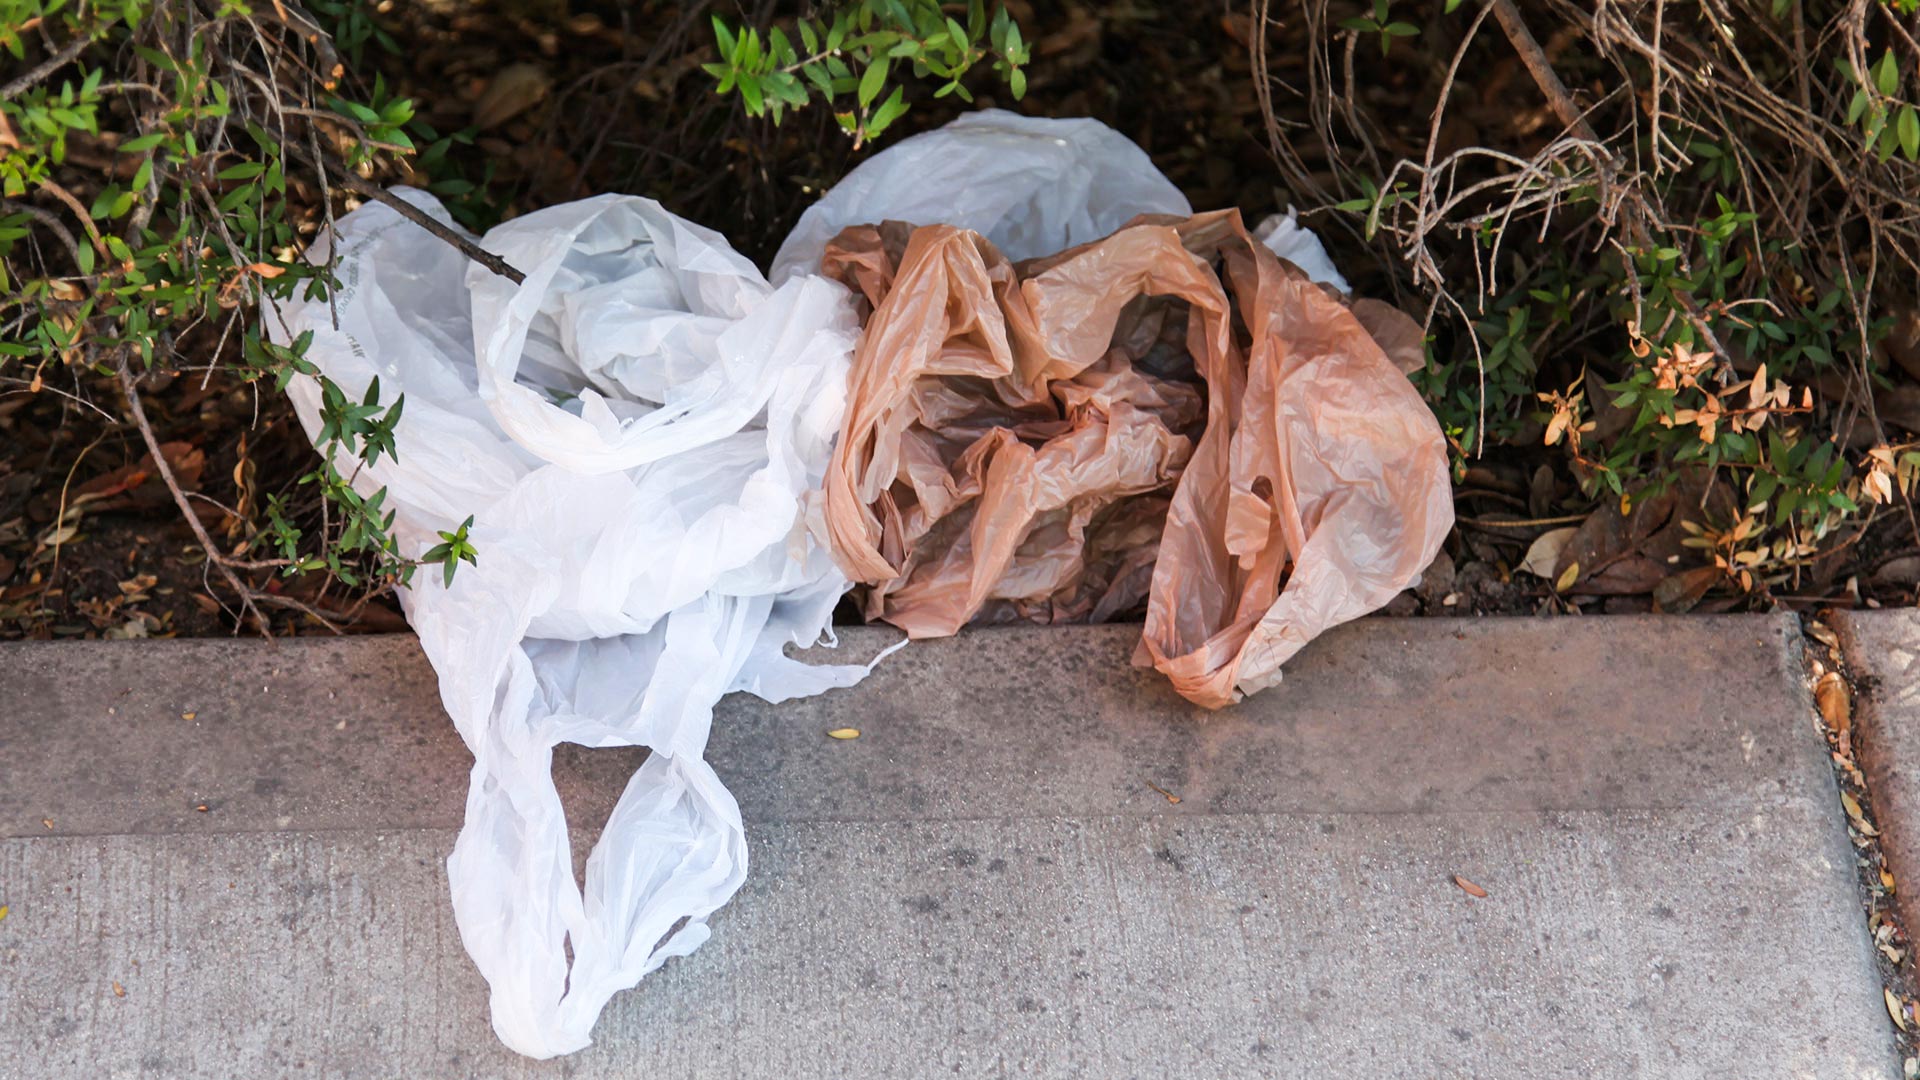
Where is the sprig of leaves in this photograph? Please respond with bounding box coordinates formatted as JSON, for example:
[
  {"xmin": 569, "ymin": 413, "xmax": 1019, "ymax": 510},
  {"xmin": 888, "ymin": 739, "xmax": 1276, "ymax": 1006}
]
[
  {"xmin": 705, "ymin": 0, "xmax": 1029, "ymax": 147},
  {"xmin": 1839, "ymin": 50, "xmax": 1919, "ymax": 163},
  {"xmin": 1340, "ymin": 0, "xmax": 1420, "ymax": 57}
]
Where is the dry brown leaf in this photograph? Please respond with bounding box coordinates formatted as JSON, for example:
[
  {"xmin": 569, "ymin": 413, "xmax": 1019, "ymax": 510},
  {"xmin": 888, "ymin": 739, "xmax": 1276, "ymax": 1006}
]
[
  {"xmin": 1889, "ymin": 987, "xmax": 1909, "ymax": 1031},
  {"xmin": 1807, "ymin": 620, "xmax": 1840, "ymax": 650},
  {"xmin": 472, "ymin": 63, "xmax": 553, "ymax": 131},
  {"xmin": 1844, "ymin": 791, "xmax": 1866, "ymax": 821},
  {"xmin": 826, "ymin": 728, "xmax": 860, "ymax": 740},
  {"xmin": 1652, "ymin": 565, "xmax": 1719, "ymax": 613},
  {"xmin": 1520, "ymin": 526, "xmax": 1578, "ymax": 580},
  {"xmin": 112, "ymin": 981, "xmax": 126, "ymax": 998},
  {"xmin": 1453, "ymin": 874, "xmax": 1488, "ymax": 898},
  {"xmin": 245, "ymin": 261, "xmax": 286, "ymax": 279},
  {"xmin": 1816, "ymin": 671, "xmax": 1851, "ymax": 742},
  {"xmin": 1145, "ymin": 780, "xmax": 1182, "ymax": 805},
  {"xmin": 1882, "ymin": 866, "xmax": 1897, "ymax": 893}
]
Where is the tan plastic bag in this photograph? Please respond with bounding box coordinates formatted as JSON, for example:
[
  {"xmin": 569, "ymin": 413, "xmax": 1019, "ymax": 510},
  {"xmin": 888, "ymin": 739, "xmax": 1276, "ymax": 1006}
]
[{"xmin": 820, "ymin": 211, "xmax": 1451, "ymax": 706}]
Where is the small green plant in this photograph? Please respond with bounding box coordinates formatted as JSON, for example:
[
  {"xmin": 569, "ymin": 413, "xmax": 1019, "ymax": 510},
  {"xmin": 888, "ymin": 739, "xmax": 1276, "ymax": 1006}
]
[
  {"xmin": 1339, "ymin": 0, "xmax": 1420, "ymax": 57},
  {"xmin": 1839, "ymin": 50, "xmax": 1920, "ymax": 163},
  {"xmin": 1, "ymin": 0, "xmax": 482, "ymax": 628},
  {"xmin": 704, "ymin": 0, "xmax": 1030, "ymax": 147}
]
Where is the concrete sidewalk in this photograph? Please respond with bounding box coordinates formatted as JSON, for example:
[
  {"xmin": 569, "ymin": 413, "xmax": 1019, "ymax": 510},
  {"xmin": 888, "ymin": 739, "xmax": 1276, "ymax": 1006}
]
[{"xmin": 0, "ymin": 614, "xmax": 1899, "ymax": 1078}]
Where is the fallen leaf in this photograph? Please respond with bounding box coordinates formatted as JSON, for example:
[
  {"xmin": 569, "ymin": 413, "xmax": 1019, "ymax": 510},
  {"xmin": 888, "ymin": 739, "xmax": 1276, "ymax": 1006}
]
[
  {"xmin": 1554, "ymin": 561, "xmax": 1581, "ymax": 594},
  {"xmin": 1884, "ymin": 866, "xmax": 1898, "ymax": 893},
  {"xmin": 1844, "ymin": 791, "xmax": 1867, "ymax": 821},
  {"xmin": 41, "ymin": 818, "xmax": 52, "ymax": 830},
  {"xmin": 1519, "ymin": 526, "xmax": 1578, "ymax": 580},
  {"xmin": 1453, "ymin": 874, "xmax": 1488, "ymax": 898},
  {"xmin": 194, "ymin": 803, "xmax": 209, "ymax": 813},
  {"xmin": 1817, "ymin": 672, "xmax": 1852, "ymax": 743},
  {"xmin": 1807, "ymin": 620, "xmax": 1840, "ymax": 650},
  {"xmin": 244, "ymin": 261, "xmax": 286, "ymax": 279},
  {"xmin": 1889, "ymin": 987, "xmax": 1909, "ymax": 1031},
  {"xmin": 1652, "ymin": 565, "xmax": 1720, "ymax": 613},
  {"xmin": 182, "ymin": 711, "xmax": 196, "ymax": 720},
  {"xmin": 0, "ymin": 904, "xmax": 8, "ymax": 922},
  {"xmin": 827, "ymin": 728, "xmax": 860, "ymax": 740},
  {"xmin": 472, "ymin": 63, "xmax": 553, "ymax": 131},
  {"xmin": 113, "ymin": 981, "xmax": 126, "ymax": 998}
]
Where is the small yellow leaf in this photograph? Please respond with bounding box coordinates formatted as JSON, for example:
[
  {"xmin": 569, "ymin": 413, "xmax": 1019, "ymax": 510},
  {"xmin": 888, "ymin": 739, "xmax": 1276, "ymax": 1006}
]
[
  {"xmin": 1883, "ymin": 866, "xmax": 1897, "ymax": 893},
  {"xmin": 1555, "ymin": 561, "xmax": 1580, "ymax": 594},
  {"xmin": 182, "ymin": 711, "xmax": 196, "ymax": 721},
  {"xmin": 0, "ymin": 904, "xmax": 8, "ymax": 922},
  {"xmin": 826, "ymin": 728, "xmax": 860, "ymax": 740},
  {"xmin": 1843, "ymin": 791, "xmax": 1865, "ymax": 821},
  {"xmin": 1888, "ymin": 987, "xmax": 1909, "ymax": 1031}
]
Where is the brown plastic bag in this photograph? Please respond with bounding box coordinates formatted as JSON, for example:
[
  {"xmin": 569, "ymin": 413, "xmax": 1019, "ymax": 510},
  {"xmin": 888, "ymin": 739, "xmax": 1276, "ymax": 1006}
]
[{"xmin": 820, "ymin": 210, "xmax": 1452, "ymax": 706}]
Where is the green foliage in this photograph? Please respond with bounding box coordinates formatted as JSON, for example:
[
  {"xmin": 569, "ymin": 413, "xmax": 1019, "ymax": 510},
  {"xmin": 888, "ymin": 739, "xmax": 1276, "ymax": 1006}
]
[
  {"xmin": 0, "ymin": 0, "xmax": 477, "ymax": 599},
  {"xmin": 1339, "ymin": 0, "xmax": 1420, "ymax": 57},
  {"xmin": 705, "ymin": 0, "xmax": 1030, "ymax": 146},
  {"xmin": 1404, "ymin": 188, "xmax": 1888, "ymax": 578},
  {"xmin": 1838, "ymin": 51, "xmax": 1920, "ymax": 163}
]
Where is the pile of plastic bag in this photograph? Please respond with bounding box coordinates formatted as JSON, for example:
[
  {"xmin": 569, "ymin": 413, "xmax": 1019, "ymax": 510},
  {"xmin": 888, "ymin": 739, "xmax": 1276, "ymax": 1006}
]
[{"xmin": 270, "ymin": 109, "xmax": 1450, "ymax": 1058}]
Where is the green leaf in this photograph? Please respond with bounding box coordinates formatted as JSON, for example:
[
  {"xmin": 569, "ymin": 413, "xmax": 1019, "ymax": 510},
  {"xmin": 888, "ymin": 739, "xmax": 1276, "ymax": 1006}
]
[
  {"xmin": 712, "ymin": 15, "xmax": 737, "ymax": 57},
  {"xmin": 869, "ymin": 85, "xmax": 908, "ymax": 137},
  {"xmin": 858, "ymin": 56, "xmax": 889, "ymax": 108},
  {"xmin": 1900, "ymin": 106, "xmax": 1920, "ymax": 161},
  {"xmin": 1009, "ymin": 66, "xmax": 1025, "ymax": 100},
  {"xmin": 218, "ymin": 161, "xmax": 266, "ymax": 180},
  {"xmin": 119, "ymin": 131, "xmax": 167, "ymax": 153},
  {"xmin": 1875, "ymin": 50, "xmax": 1899, "ymax": 97}
]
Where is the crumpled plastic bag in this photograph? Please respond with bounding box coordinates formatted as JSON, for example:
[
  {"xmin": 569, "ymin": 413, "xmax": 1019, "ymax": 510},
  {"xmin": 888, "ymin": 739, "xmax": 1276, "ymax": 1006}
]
[
  {"xmin": 270, "ymin": 189, "xmax": 876, "ymax": 1058},
  {"xmin": 771, "ymin": 109, "xmax": 1193, "ymax": 286},
  {"xmin": 814, "ymin": 209, "xmax": 1452, "ymax": 706}
]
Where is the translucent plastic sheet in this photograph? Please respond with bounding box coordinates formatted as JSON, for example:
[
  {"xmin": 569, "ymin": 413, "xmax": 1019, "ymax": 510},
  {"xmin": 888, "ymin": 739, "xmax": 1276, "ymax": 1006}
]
[
  {"xmin": 815, "ymin": 210, "xmax": 1452, "ymax": 707},
  {"xmin": 771, "ymin": 109, "xmax": 1193, "ymax": 285},
  {"xmin": 270, "ymin": 190, "xmax": 873, "ymax": 1057},
  {"xmin": 267, "ymin": 108, "xmax": 1451, "ymax": 1061}
]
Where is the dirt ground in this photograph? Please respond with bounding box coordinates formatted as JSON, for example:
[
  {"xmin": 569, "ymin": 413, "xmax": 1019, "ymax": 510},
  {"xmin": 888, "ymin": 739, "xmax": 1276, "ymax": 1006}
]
[{"xmin": 3, "ymin": 1, "xmax": 1916, "ymax": 641}]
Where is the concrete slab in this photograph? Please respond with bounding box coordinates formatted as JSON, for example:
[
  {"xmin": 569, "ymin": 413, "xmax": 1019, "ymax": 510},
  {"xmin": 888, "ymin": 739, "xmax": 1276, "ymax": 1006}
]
[
  {"xmin": 0, "ymin": 615, "xmax": 1896, "ymax": 1079},
  {"xmin": 1834, "ymin": 608, "xmax": 1920, "ymax": 932}
]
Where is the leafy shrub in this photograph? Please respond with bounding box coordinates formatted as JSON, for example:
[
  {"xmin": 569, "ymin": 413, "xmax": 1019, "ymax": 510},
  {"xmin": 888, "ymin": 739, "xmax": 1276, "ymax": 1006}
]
[
  {"xmin": 705, "ymin": 0, "xmax": 1029, "ymax": 145},
  {"xmin": 1, "ymin": 0, "xmax": 473, "ymax": 628},
  {"xmin": 1280, "ymin": 0, "xmax": 1920, "ymax": 601}
]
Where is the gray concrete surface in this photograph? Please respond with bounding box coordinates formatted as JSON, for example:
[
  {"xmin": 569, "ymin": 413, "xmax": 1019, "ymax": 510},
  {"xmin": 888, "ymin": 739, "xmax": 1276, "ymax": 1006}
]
[
  {"xmin": 1835, "ymin": 608, "xmax": 1920, "ymax": 933},
  {"xmin": 0, "ymin": 614, "xmax": 1897, "ymax": 1079}
]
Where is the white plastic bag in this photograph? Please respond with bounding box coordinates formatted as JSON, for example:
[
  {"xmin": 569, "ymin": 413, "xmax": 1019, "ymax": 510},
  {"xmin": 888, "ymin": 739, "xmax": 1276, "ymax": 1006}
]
[
  {"xmin": 270, "ymin": 189, "xmax": 874, "ymax": 1058},
  {"xmin": 771, "ymin": 109, "xmax": 1193, "ymax": 284}
]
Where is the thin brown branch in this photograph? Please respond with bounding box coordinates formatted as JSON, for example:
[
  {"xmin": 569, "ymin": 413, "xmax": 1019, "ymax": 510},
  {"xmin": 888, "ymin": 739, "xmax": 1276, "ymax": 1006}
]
[
  {"xmin": 119, "ymin": 358, "xmax": 272, "ymax": 637},
  {"xmin": 285, "ymin": 141, "xmax": 525, "ymax": 285},
  {"xmin": 0, "ymin": 32, "xmax": 93, "ymax": 99}
]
